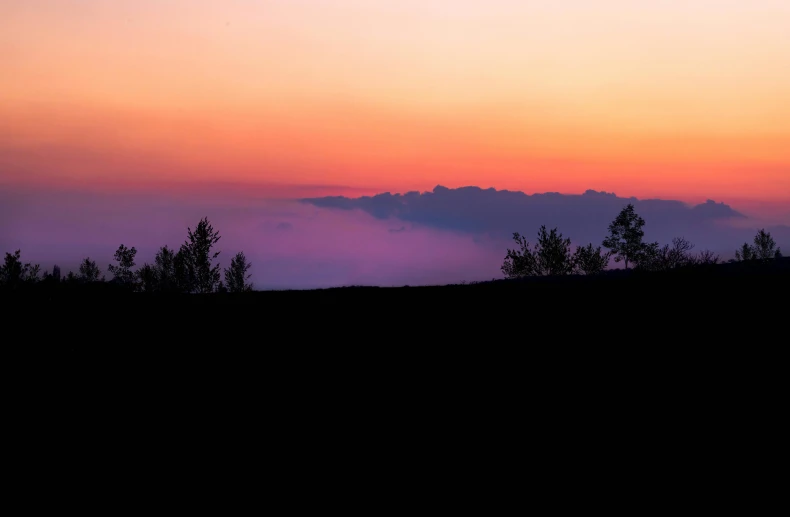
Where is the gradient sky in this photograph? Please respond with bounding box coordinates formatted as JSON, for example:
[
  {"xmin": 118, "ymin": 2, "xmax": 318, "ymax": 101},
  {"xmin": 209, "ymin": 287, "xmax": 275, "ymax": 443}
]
[{"xmin": 2, "ymin": 0, "xmax": 789, "ymax": 207}]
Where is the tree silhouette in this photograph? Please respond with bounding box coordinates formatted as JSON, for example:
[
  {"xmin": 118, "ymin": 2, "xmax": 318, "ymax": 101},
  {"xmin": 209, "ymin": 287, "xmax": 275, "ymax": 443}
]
[
  {"xmin": 572, "ymin": 244, "xmax": 611, "ymax": 275},
  {"xmin": 25, "ymin": 264, "xmax": 41, "ymax": 283},
  {"xmin": 533, "ymin": 226, "xmax": 573, "ymax": 276},
  {"xmin": 653, "ymin": 237, "xmax": 695, "ymax": 270},
  {"xmin": 108, "ymin": 245, "xmax": 137, "ymax": 285},
  {"xmin": 734, "ymin": 243, "xmax": 755, "ymax": 262},
  {"xmin": 696, "ymin": 250, "xmax": 720, "ymax": 265},
  {"xmin": 137, "ymin": 263, "xmax": 158, "ymax": 292},
  {"xmin": 501, "ymin": 232, "xmax": 537, "ymax": 279},
  {"xmin": 181, "ymin": 217, "xmax": 221, "ymax": 294},
  {"xmin": 51, "ymin": 265, "xmax": 61, "ymax": 283},
  {"xmin": 224, "ymin": 251, "xmax": 253, "ymax": 293},
  {"xmin": 602, "ymin": 204, "xmax": 655, "ymax": 270},
  {"xmin": 173, "ymin": 247, "xmax": 193, "ymax": 293},
  {"xmin": 752, "ymin": 229, "xmax": 780, "ymax": 260},
  {"xmin": 0, "ymin": 250, "xmax": 40, "ymax": 288},
  {"xmin": 502, "ymin": 226, "xmax": 573, "ymax": 278},
  {"xmin": 1, "ymin": 250, "xmax": 26, "ymax": 287},
  {"xmin": 79, "ymin": 257, "xmax": 103, "ymax": 282},
  {"xmin": 150, "ymin": 245, "xmax": 178, "ymax": 292}
]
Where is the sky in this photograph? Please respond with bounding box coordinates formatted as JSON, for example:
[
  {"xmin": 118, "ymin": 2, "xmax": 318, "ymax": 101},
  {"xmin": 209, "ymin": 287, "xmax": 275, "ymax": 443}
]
[{"xmin": 1, "ymin": 1, "xmax": 788, "ymax": 287}]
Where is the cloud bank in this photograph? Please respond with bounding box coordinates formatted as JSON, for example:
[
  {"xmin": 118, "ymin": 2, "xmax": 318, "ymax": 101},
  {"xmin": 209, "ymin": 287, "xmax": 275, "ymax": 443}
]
[{"xmin": 304, "ymin": 185, "xmax": 789, "ymax": 257}]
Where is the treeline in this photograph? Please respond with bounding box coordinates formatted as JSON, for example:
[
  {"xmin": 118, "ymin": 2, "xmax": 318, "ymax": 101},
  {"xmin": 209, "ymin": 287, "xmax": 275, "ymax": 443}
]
[
  {"xmin": 1, "ymin": 205, "xmax": 785, "ymax": 292},
  {"xmin": 502, "ymin": 203, "xmax": 783, "ymax": 278},
  {"xmin": 0, "ymin": 217, "xmax": 252, "ymax": 293}
]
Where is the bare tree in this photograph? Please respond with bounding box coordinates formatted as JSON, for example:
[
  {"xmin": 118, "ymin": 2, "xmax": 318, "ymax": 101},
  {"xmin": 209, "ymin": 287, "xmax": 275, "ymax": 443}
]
[
  {"xmin": 653, "ymin": 237, "xmax": 695, "ymax": 270},
  {"xmin": 696, "ymin": 250, "xmax": 720, "ymax": 265}
]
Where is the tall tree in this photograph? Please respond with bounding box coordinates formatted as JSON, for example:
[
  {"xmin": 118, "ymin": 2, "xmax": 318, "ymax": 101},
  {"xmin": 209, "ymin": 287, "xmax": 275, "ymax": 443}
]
[
  {"xmin": 181, "ymin": 217, "xmax": 222, "ymax": 293},
  {"xmin": 224, "ymin": 252, "xmax": 253, "ymax": 293},
  {"xmin": 108, "ymin": 245, "xmax": 137, "ymax": 285},
  {"xmin": 752, "ymin": 229, "xmax": 780, "ymax": 260},
  {"xmin": 152, "ymin": 245, "xmax": 179, "ymax": 292},
  {"xmin": 602, "ymin": 204, "xmax": 650, "ymax": 270},
  {"xmin": 78, "ymin": 257, "xmax": 104, "ymax": 282}
]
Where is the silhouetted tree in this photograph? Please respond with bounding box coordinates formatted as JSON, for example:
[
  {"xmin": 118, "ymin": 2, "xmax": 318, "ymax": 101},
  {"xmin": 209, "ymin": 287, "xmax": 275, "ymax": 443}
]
[
  {"xmin": 0, "ymin": 250, "xmax": 40, "ymax": 288},
  {"xmin": 137, "ymin": 263, "xmax": 158, "ymax": 293},
  {"xmin": 752, "ymin": 229, "xmax": 780, "ymax": 261},
  {"xmin": 51, "ymin": 264, "xmax": 61, "ymax": 283},
  {"xmin": 602, "ymin": 204, "xmax": 653, "ymax": 270},
  {"xmin": 25, "ymin": 264, "xmax": 41, "ymax": 284},
  {"xmin": 108, "ymin": 245, "xmax": 137, "ymax": 285},
  {"xmin": 734, "ymin": 243, "xmax": 755, "ymax": 262},
  {"xmin": 181, "ymin": 217, "xmax": 221, "ymax": 293},
  {"xmin": 1, "ymin": 250, "xmax": 26, "ymax": 287},
  {"xmin": 653, "ymin": 237, "xmax": 695, "ymax": 270},
  {"xmin": 633, "ymin": 242, "xmax": 663, "ymax": 271},
  {"xmin": 572, "ymin": 244, "xmax": 611, "ymax": 275},
  {"xmin": 64, "ymin": 271, "xmax": 78, "ymax": 284},
  {"xmin": 173, "ymin": 247, "xmax": 193, "ymax": 293},
  {"xmin": 502, "ymin": 232, "xmax": 537, "ymax": 279},
  {"xmin": 696, "ymin": 250, "xmax": 720, "ymax": 265},
  {"xmin": 224, "ymin": 251, "xmax": 253, "ymax": 292},
  {"xmin": 152, "ymin": 245, "xmax": 179, "ymax": 292},
  {"xmin": 501, "ymin": 226, "xmax": 573, "ymax": 278},
  {"xmin": 79, "ymin": 257, "xmax": 104, "ymax": 282},
  {"xmin": 533, "ymin": 226, "xmax": 573, "ymax": 276}
]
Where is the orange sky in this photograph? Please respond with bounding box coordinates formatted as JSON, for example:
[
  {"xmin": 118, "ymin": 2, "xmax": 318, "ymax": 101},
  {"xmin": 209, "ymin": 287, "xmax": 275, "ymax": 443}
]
[{"xmin": 2, "ymin": 1, "xmax": 789, "ymax": 206}]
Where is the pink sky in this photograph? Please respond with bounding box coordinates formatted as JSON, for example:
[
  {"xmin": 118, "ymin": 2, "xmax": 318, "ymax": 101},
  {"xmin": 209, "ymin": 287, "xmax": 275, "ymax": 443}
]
[
  {"xmin": 2, "ymin": 1, "xmax": 789, "ymax": 208},
  {"xmin": 1, "ymin": 2, "xmax": 789, "ymax": 286}
]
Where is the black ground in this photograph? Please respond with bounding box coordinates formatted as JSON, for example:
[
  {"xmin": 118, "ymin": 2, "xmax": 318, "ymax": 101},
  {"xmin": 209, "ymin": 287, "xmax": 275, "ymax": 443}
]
[{"xmin": 5, "ymin": 261, "xmax": 786, "ymax": 473}]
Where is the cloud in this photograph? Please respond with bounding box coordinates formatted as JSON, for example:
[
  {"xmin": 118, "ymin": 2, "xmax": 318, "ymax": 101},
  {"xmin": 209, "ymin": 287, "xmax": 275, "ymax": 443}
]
[{"xmin": 302, "ymin": 185, "xmax": 782, "ymax": 255}]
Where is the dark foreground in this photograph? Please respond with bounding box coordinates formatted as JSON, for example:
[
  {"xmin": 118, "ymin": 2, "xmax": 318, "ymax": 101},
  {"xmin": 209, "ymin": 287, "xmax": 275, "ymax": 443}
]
[
  {"xmin": 6, "ymin": 259, "xmax": 788, "ymax": 351},
  {"xmin": 5, "ymin": 261, "xmax": 787, "ymax": 474}
]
